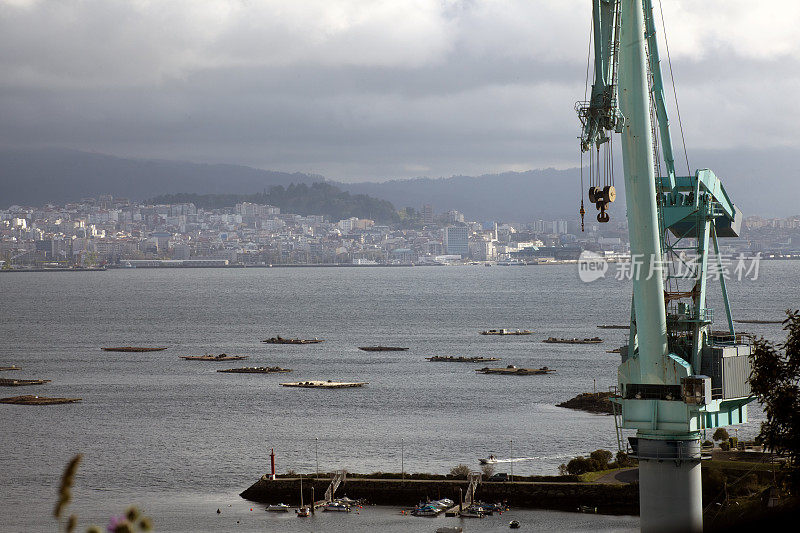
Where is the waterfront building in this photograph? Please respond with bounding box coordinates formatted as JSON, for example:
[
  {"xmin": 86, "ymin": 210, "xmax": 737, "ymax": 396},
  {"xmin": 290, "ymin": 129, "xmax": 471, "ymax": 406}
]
[{"xmin": 445, "ymin": 226, "xmax": 469, "ymax": 257}]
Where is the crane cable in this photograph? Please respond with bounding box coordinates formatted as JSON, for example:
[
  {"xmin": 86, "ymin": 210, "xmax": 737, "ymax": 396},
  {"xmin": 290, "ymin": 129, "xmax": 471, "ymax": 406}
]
[
  {"xmin": 580, "ymin": 17, "xmax": 593, "ymax": 232},
  {"xmin": 656, "ymin": 0, "xmax": 691, "ymax": 176}
]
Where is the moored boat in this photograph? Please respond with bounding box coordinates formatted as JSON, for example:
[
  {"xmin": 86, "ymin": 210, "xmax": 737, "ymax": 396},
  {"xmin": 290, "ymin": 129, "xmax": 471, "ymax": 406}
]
[
  {"xmin": 459, "ymin": 505, "xmax": 485, "ymax": 518},
  {"xmin": 266, "ymin": 503, "xmax": 290, "ymax": 512},
  {"xmin": 323, "ymin": 501, "xmax": 351, "ymax": 512}
]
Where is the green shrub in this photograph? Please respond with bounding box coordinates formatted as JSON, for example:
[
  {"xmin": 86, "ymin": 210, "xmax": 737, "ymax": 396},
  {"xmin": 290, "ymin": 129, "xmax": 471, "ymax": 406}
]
[{"xmin": 713, "ymin": 428, "xmax": 730, "ymax": 442}]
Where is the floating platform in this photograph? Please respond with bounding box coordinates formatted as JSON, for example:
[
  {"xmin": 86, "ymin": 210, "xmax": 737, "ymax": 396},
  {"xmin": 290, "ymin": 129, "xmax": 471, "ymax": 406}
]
[
  {"xmin": 426, "ymin": 356, "xmax": 501, "ymax": 363},
  {"xmin": 1, "ymin": 395, "xmax": 81, "ymax": 405},
  {"xmin": 181, "ymin": 354, "xmax": 248, "ymax": 361},
  {"xmin": 0, "ymin": 378, "xmax": 51, "ymax": 387},
  {"xmin": 597, "ymin": 325, "xmax": 629, "ymax": 329},
  {"xmin": 217, "ymin": 367, "xmax": 291, "ymax": 374},
  {"xmin": 476, "ymin": 366, "xmax": 555, "ymax": 375},
  {"xmin": 280, "ymin": 380, "xmax": 368, "ymax": 389},
  {"xmin": 102, "ymin": 346, "xmax": 167, "ymax": 352},
  {"xmin": 542, "ymin": 337, "xmax": 603, "ymax": 344},
  {"xmin": 734, "ymin": 319, "xmax": 783, "ymax": 324},
  {"xmin": 0, "ymin": 366, "xmax": 20, "ymax": 372},
  {"xmin": 358, "ymin": 346, "xmax": 409, "ymax": 351},
  {"xmin": 262, "ymin": 337, "xmax": 324, "ymax": 345},
  {"xmin": 480, "ymin": 329, "xmax": 531, "ymax": 335}
]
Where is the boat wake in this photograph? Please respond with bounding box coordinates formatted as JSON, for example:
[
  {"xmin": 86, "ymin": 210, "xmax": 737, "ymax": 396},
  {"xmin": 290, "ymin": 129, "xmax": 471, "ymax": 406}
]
[{"xmin": 480, "ymin": 453, "xmax": 579, "ymax": 464}]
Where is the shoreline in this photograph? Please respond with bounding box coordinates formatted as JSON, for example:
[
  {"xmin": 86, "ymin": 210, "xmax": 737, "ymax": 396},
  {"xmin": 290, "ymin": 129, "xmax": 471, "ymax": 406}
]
[{"xmin": 2, "ymin": 255, "xmax": 794, "ymax": 273}]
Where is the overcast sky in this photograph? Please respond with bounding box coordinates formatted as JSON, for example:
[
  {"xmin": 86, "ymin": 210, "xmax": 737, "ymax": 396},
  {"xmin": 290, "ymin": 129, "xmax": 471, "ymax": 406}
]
[{"xmin": 1, "ymin": 0, "xmax": 798, "ymax": 182}]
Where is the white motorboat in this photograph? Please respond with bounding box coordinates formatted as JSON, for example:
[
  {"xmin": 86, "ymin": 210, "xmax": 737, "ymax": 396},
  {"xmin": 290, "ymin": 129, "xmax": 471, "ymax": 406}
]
[
  {"xmin": 323, "ymin": 501, "xmax": 351, "ymax": 512},
  {"xmin": 266, "ymin": 503, "xmax": 290, "ymax": 512}
]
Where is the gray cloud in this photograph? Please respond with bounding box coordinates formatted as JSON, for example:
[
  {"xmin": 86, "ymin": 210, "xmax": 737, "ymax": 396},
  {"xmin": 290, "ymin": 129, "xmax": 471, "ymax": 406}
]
[{"xmin": 0, "ymin": 0, "xmax": 798, "ymax": 188}]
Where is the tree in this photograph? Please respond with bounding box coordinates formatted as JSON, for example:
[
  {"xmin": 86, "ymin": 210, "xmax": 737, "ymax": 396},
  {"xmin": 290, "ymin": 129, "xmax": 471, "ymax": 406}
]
[
  {"xmin": 480, "ymin": 463, "xmax": 495, "ymax": 477},
  {"xmin": 589, "ymin": 449, "xmax": 613, "ymax": 469},
  {"xmin": 449, "ymin": 464, "xmax": 471, "ymax": 479},
  {"xmin": 565, "ymin": 456, "xmax": 594, "ymax": 475},
  {"xmin": 712, "ymin": 428, "xmax": 730, "ymax": 443},
  {"xmin": 749, "ymin": 310, "xmax": 800, "ymax": 486}
]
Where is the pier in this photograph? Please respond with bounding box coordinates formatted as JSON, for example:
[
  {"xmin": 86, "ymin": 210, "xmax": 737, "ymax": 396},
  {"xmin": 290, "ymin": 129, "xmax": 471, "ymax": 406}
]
[{"xmin": 240, "ymin": 476, "xmax": 638, "ymax": 514}]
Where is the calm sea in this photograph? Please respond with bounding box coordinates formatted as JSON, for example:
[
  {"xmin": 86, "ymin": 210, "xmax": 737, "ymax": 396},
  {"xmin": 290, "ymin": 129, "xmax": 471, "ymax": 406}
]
[{"xmin": 1, "ymin": 262, "xmax": 796, "ymax": 532}]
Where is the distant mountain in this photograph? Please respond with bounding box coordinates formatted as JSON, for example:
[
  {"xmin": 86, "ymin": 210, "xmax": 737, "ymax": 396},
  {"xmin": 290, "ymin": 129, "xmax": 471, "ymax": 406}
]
[
  {"xmin": 335, "ymin": 169, "xmax": 614, "ymax": 223},
  {"xmin": 2, "ymin": 146, "xmax": 788, "ymax": 221},
  {"xmin": 0, "ymin": 148, "xmax": 321, "ymax": 207}
]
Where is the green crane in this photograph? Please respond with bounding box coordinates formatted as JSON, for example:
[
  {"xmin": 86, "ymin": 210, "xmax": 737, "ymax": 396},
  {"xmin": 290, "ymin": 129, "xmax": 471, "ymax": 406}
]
[{"xmin": 577, "ymin": 1, "xmax": 753, "ymax": 530}]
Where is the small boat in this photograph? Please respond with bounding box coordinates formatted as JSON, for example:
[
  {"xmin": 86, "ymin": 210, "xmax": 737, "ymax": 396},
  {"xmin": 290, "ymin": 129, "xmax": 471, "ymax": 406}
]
[
  {"xmin": 266, "ymin": 503, "xmax": 291, "ymax": 512},
  {"xmin": 411, "ymin": 503, "xmax": 442, "ymax": 516},
  {"xmin": 459, "ymin": 505, "xmax": 484, "ymax": 518},
  {"xmin": 509, "ymin": 520, "xmax": 521, "ymax": 529},
  {"xmin": 262, "ymin": 336, "xmax": 324, "ymax": 345},
  {"xmin": 542, "ymin": 337, "xmax": 603, "ymax": 344},
  {"xmin": 323, "ymin": 501, "xmax": 351, "ymax": 512},
  {"xmin": 295, "ymin": 473, "xmax": 309, "ymax": 517},
  {"xmin": 181, "ymin": 354, "xmax": 248, "ymax": 361},
  {"xmin": 336, "ymin": 496, "xmax": 363, "ymax": 507},
  {"xmin": 734, "ymin": 319, "xmax": 783, "ymax": 324},
  {"xmin": 578, "ymin": 505, "xmax": 598, "ymax": 513},
  {"xmin": 102, "ymin": 346, "xmax": 167, "ymax": 352},
  {"xmin": 479, "ymin": 455, "xmax": 498, "ymax": 465},
  {"xmin": 358, "ymin": 346, "xmax": 409, "ymax": 351},
  {"xmin": 476, "ymin": 502, "xmax": 503, "ymax": 514}
]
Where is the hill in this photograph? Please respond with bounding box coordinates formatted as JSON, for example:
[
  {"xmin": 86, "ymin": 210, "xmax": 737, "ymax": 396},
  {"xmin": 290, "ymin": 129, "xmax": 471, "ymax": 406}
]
[{"xmin": 0, "ymin": 148, "xmax": 321, "ymax": 207}]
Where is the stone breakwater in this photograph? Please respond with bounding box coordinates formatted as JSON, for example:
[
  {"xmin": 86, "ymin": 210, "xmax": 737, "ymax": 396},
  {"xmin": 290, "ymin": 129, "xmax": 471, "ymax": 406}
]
[{"xmin": 240, "ymin": 477, "xmax": 639, "ymax": 514}]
